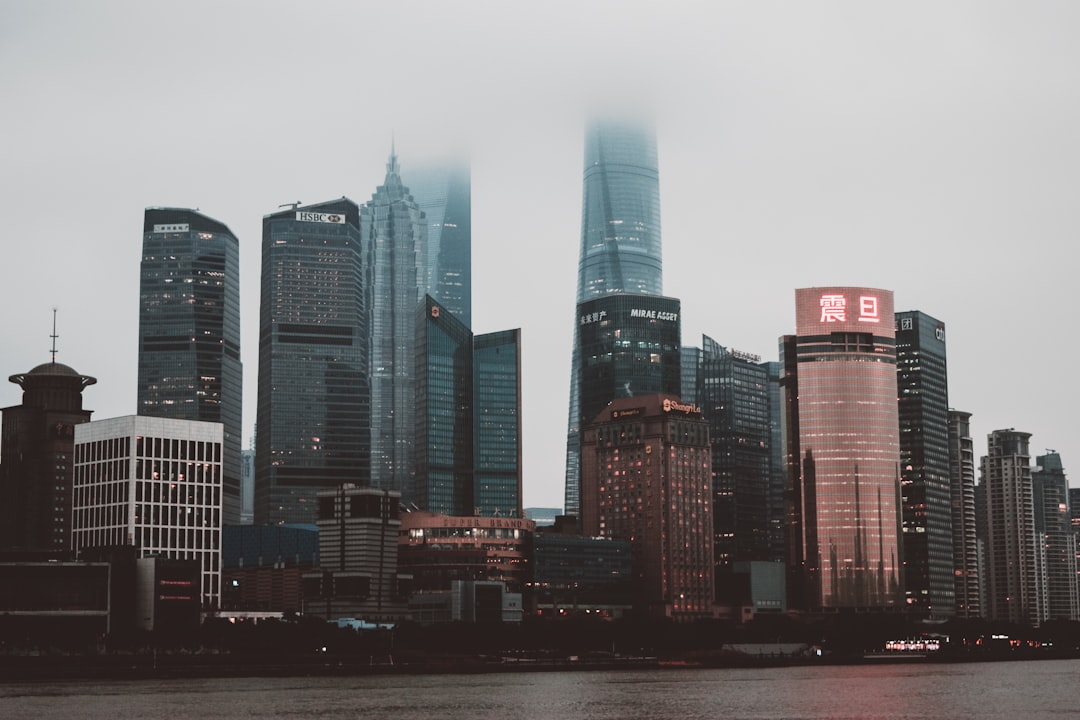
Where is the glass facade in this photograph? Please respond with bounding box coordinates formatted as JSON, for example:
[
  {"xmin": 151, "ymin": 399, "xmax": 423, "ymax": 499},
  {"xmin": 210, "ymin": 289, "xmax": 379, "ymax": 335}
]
[
  {"xmin": 692, "ymin": 337, "xmax": 772, "ymax": 573},
  {"xmin": 786, "ymin": 287, "xmax": 902, "ymax": 609},
  {"xmin": 576, "ymin": 293, "xmax": 681, "ymax": 430},
  {"xmin": 415, "ymin": 296, "xmax": 473, "ymax": 516},
  {"xmin": 254, "ymin": 199, "xmax": 368, "ymax": 524},
  {"xmin": 895, "ymin": 310, "xmax": 955, "ymax": 618},
  {"xmin": 406, "ymin": 162, "xmax": 472, "ymax": 328},
  {"xmin": 364, "ymin": 152, "xmax": 427, "ymax": 496},
  {"xmin": 565, "ymin": 121, "xmax": 663, "ymax": 516},
  {"xmin": 947, "ymin": 409, "xmax": 981, "ymax": 618},
  {"xmin": 138, "ymin": 208, "xmax": 242, "ymax": 523},
  {"xmin": 473, "ymin": 328, "xmax": 522, "ymax": 518}
]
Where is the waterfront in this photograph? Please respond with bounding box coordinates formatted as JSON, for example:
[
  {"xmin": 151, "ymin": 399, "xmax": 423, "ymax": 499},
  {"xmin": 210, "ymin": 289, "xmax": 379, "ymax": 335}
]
[{"xmin": 1, "ymin": 658, "xmax": 1076, "ymax": 719}]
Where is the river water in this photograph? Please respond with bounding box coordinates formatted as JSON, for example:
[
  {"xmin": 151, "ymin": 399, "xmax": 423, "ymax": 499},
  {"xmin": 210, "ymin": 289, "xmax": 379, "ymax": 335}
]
[{"xmin": 1, "ymin": 659, "xmax": 1076, "ymax": 719}]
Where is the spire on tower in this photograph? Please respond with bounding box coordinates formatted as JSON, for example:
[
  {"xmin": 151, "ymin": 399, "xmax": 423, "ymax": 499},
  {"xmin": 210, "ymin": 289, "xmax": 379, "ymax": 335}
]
[{"xmin": 50, "ymin": 307, "xmax": 58, "ymax": 363}]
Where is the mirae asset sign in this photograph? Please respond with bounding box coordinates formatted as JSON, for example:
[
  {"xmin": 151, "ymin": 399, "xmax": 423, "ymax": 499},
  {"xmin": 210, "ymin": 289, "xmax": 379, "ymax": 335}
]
[{"xmin": 295, "ymin": 211, "xmax": 346, "ymax": 224}]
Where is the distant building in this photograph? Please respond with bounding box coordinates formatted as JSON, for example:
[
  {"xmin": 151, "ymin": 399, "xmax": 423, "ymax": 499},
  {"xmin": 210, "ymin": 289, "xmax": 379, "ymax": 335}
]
[
  {"xmin": 947, "ymin": 410, "xmax": 981, "ymax": 618},
  {"xmin": 305, "ymin": 485, "xmax": 408, "ymax": 623},
  {"xmin": 138, "ymin": 208, "xmax": 242, "ymax": 524},
  {"xmin": 71, "ymin": 415, "xmax": 223, "ymax": 609},
  {"xmin": 406, "ymin": 161, "xmax": 472, "ymax": 328},
  {"xmin": 255, "ymin": 199, "xmax": 369, "ymax": 525},
  {"xmin": 580, "ymin": 394, "xmax": 713, "ymax": 620},
  {"xmin": 472, "ymin": 328, "xmax": 522, "ymax": 518},
  {"xmin": 895, "ymin": 310, "xmax": 955, "ymax": 618},
  {"xmin": 979, "ymin": 429, "xmax": 1041, "ymax": 625},
  {"xmin": 565, "ymin": 120, "xmax": 664, "ymax": 517},
  {"xmin": 221, "ymin": 524, "xmax": 318, "ymax": 612},
  {"xmin": 1, "ymin": 359, "xmax": 96, "ymax": 554},
  {"xmin": 1032, "ymin": 453, "xmax": 1078, "ymax": 620},
  {"xmin": 782, "ymin": 287, "xmax": 902, "ymax": 610}
]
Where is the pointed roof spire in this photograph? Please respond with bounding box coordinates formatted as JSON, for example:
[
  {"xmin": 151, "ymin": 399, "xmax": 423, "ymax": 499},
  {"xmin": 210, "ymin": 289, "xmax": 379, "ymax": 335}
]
[
  {"xmin": 386, "ymin": 133, "xmax": 399, "ymax": 178},
  {"xmin": 50, "ymin": 307, "xmax": 58, "ymax": 364}
]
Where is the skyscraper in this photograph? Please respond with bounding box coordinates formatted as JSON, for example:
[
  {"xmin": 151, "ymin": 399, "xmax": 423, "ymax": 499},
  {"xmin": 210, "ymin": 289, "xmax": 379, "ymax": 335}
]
[
  {"xmin": 415, "ymin": 295, "xmax": 473, "ymax": 516},
  {"xmin": 254, "ymin": 199, "xmax": 368, "ymax": 524},
  {"xmin": 564, "ymin": 121, "xmax": 663, "ymax": 516},
  {"xmin": 473, "ymin": 328, "xmax": 522, "ymax": 518},
  {"xmin": 980, "ymin": 428, "xmax": 1041, "ymax": 625},
  {"xmin": 580, "ymin": 394, "xmax": 713, "ymax": 620},
  {"xmin": 783, "ymin": 287, "xmax": 902, "ymax": 609},
  {"xmin": 414, "ymin": 296, "xmax": 523, "ymax": 518},
  {"xmin": 947, "ymin": 409, "xmax": 981, "ymax": 618},
  {"xmin": 407, "ymin": 162, "xmax": 472, "ymax": 328},
  {"xmin": 364, "ymin": 151, "xmax": 428, "ymax": 497},
  {"xmin": 138, "ymin": 208, "xmax": 242, "ymax": 523},
  {"xmin": 895, "ymin": 310, "xmax": 954, "ymax": 617},
  {"xmin": 1032, "ymin": 452, "xmax": 1078, "ymax": 621},
  {"xmin": 1, "ymin": 355, "xmax": 96, "ymax": 554}
]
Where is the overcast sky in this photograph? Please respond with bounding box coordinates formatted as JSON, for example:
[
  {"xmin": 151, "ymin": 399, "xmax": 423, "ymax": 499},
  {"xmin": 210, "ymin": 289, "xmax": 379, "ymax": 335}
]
[{"xmin": 2, "ymin": 1, "xmax": 1078, "ymax": 508}]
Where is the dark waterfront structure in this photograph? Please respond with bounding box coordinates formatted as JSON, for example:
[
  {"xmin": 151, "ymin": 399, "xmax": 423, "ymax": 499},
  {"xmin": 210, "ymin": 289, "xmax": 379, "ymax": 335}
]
[
  {"xmin": 364, "ymin": 151, "xmax": 428, "ymax": 498},
  {"xmin": 1032, "ymin": 452, "xmax": 1078, "ymax": 620},
  {"xmin": 686, "ymin": 337, "xmax": 774, "ymax": 588},
  {"xmin": 580, "ymin": 394, "xmax": 713, "ymax": 620},
  {"xmin": 564, "ymin": 120, "xmax": 663, "ymax": 516},
  {"xmin": 980, "ymin": 428, "xmax": 1040, "ymax": 625},
  {"xmin": 0, "ymin": 359, "xmax": 96, "ymax": 553},
  {"xmin": 531, "ymin": 531, "xmax": 633, "ymax": 618},
  {"xmin": 254, "ymin": 199, "xmax": 369, "ymax": 525},
  {"xmin": 783, "ymin": 287, "xmax": 902, "ymax": 610},
  {"xmin": 407, "ymin": 161, "xmax": 472, "ymax": 328},
  {"xmin": 895, "ymin": 310, "xmax": 955, "ymax": 618},
  {"xmin": 947, "ymin": 409, "xmax": 981, "ymax": 618},
  {"xmin": 576, "ymin": 293, "xmax": 681, "ymax": 435},
  {"xmin": 415, "ymin": 297, "xmax": 522, "ymax": 517},
  {"xmin": 472, "ymin": 328, "xmax": 522, "ymax": 518},
  {"xmin": 138, "ymin": 208, "xmax": 242, "ymax": 523}
]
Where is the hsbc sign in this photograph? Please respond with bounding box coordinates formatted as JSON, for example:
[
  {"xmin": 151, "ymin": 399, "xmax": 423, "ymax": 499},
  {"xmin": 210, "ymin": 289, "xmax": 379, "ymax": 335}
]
[{"xmin": 296, "ymin": 211, "xmax": 346, "ymax": 224}]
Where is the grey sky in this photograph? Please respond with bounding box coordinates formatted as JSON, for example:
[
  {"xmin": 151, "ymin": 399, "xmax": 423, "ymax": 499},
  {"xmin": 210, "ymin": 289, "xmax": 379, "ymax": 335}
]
[{"xmin": 2, "ymin": 1, "xmax": 1077, "ymax": 508}]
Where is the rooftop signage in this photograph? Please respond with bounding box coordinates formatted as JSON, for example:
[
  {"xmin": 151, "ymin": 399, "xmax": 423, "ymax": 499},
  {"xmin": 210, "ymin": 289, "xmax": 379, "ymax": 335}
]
[
  {"xmin": 663, "ymin": 398, "xmax": 700, "ymax": 414},
  {"xmin": 152, "ymin": 223, "xmax": 189, "ymax": 233},
  {"xmin": 295, "ymin": 211, "xmax": 345, "ymax": 224},
  {"xmin": 795, "ymin": 287, "xmax": 894, "ymax": 336}
]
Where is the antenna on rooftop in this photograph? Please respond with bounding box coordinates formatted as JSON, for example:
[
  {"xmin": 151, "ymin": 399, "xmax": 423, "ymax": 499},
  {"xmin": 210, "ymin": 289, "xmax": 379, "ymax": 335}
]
[
  {"xmin": 49, "ymin": 307, "xmax": 58, "ymax": 363},
  {"xmin": 279, "ymin": 201, "xmax": 302, "ymax": 210}
]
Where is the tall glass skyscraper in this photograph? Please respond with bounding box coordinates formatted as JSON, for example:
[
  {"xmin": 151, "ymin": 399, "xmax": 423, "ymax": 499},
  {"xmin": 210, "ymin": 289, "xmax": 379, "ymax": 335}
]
[
  {"xmin": 254, "ymin": 199, "xmax": 368, "ymax": 524},
  {"xmin": 473, "ymin": 328, "xmax": 522, "ymax": 518},
  {"xmin": 407, "ymin": 162, "xmax": 472, "ymax": 328},
  {"xmin": 138, "ymin": 208, "xmax": 242, "ymax": 523},
  {"xmin": 364, "ymin": 151, "xmax": 428, "ymax": 497},
  {"xmin": 784, "ymin": 287, "xmax": 902, "ymax": 609},
  {"xmin": 895, "ymin": 310, "xmax": 955, "ymax": 618},
  {"xmin": 947, "ymin": 409, "xmax": 981, "ymax": 618},
  {"xmin": 565, "ymin": 121, "xmax": 663, "ymax": 515}
]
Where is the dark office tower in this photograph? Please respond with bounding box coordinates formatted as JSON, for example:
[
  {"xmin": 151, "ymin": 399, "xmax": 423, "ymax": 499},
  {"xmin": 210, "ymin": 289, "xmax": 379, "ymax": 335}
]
[
  {"xmin": 895, "ymin": 310, "xmax": 955, "ymax": 618},
  {"xmin": 415, "ymin": 296, "xmax": 473, "ymax": 516},
  {"xmin": 364, "ymin": 150, "xmax": 428, "ymax": 496},
  {"xmin": 564, "ymin": 120, "xmax": 663, "ymax": 516},
  {"xmin": 473, "ymin": 328, "xmax": 522, "ymax": 518},
  {"xmin": 1033, "ymin": 453, "xmax": 1078, "ymax": 620},
  {"xmin": 138, "ymin": 208, "xmax": 242, "ymax": 523},
  {"xmin": 254, "ymin": 199, "xmax": 368, "ymax": 524},
  {"xmin": 783, "ymin": 287, "xmax": 902, "ymax": 609},
  {"xmin": 1, "ymin": 358, "xmax": 96, "ymax": 553},
  {"xmin": 576, "ymin": 293, "xmax": 681, "ymax": 433},
  {"xmin": 764, "ymin": 361, "xmax": 787, "ymax": 564},
  {"xmin": 947, "ymin": 410, "xmax": 981, "ymax": 618},
  {"xmin": 692, "ymin": 336, "xmax": 771, "ymax": 574},
  {"xmin": 980, "ymin": 429, "xmax": 1041, "ymax": 625},
  {"xmin": 680, "ymin": 346, "xmax": 701, "ymax": 406},
  {"xmin": 580, "ymin": 394, "xmax": 713, "ymax": 620},
  {"xmin": 407, "ymin": 162, "xmax": 472, "ymax": 328}
]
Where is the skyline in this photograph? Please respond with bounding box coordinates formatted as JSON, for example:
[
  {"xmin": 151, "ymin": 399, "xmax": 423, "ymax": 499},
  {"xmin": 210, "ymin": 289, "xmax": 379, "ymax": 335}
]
[{"xmin": 2, "ymin": 2, "xmax": 1078, "ymax": 510}]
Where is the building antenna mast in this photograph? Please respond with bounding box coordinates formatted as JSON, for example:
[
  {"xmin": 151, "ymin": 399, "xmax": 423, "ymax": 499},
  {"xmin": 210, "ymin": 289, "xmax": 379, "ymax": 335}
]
[{"xmin": 50, "ymin": 307, "xmax": 59, "ymax": 363}]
